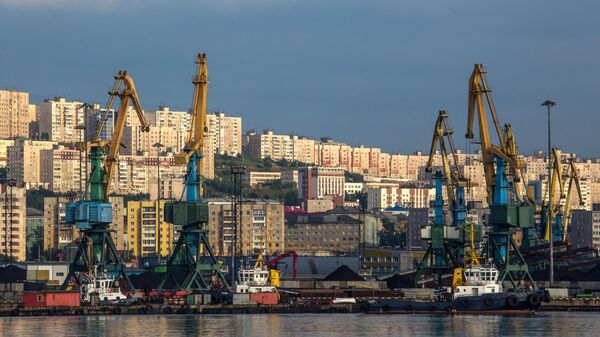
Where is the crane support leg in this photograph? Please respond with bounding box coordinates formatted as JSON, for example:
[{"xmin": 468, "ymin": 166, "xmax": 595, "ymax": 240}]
[{"xmin": 61, "ymin": 227, "xmax": 131, "ymax": 291}]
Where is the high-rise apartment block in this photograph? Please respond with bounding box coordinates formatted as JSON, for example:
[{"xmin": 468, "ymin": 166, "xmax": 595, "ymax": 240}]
[
  {"xmin": 36, "ymin": 98, "xmax": 85, "ymax": 143},
  {"xmin": 0, "ymin": 139, "xmax": 15, "ymax": 168},
  {"xmin": 40, "ymin": 145, "xmax": 84, "ymax": 193},
  {"xmin": 7, "ymin": 139, "xmax": 57, "ymax": 188},
  {"xmin": 127, "ymin": 200, "xmax": 175, "ymax": 258},
  {"xmin": 206, "ymin": 199, "xmax": 285, "ymax": 256},
  {"xmin": 0, "ymin": 90, "xmax": 30, "ymax": 138},
  {"xmin": 0, "ymin": 184, "xmax": 27, "ymax": 261},
  {"xmin": 43, "ymin": 196, "xmax": 126, "ymax": 253},
  {"xmin": 207, "ymin": 112, "xmax": 242, "ymax": 156}
]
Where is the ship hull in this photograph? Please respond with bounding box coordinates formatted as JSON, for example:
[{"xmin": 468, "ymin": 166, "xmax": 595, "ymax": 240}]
[{"xmin": 363, "ymin": 291, "xmax": 548, "ymax": 314}]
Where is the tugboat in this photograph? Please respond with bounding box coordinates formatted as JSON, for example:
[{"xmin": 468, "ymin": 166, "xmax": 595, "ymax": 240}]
[
  {"xmin": 80, "ymin": 272, "xmax": 128, "ymax": 303},
  {"xmin": 363, "ymin": 265, "xmax": 549, "ymax": 314},
  {"xmin": 235, "ymin": 253, "xmax": 279, "ymax": 294}
]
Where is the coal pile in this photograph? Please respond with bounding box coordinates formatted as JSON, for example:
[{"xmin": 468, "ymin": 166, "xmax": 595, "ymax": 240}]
[
  {"xmin": 384, "ymin": 273, "xmax": 415, "ymax": 289},
  {"xmin": 0, "ymin": 265, "xmax": 26, "ymax": 283},
  {"xmin": 323, "ymin": 265, "xmax": 364, "ymax": 281}
]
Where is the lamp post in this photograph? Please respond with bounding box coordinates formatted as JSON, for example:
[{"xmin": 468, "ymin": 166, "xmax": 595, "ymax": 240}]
[
  {"xmin": 153, "ymin": 143, "xmax": 164, "ymax": 201},
  {"xmin": 75, "ymin": 124, "xmax": 87, "ymax": 199},
  {"xmin": 541, "ymin": 99, "xmax": 556, "ymax": 287},
  {"xmin": 153, "ymin": 142, "xmax": 163, "ymax": 263}
]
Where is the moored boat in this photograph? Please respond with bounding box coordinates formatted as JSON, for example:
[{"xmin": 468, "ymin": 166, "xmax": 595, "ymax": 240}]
[{"xmin": 363, "ymin": 265, "xmax": 549, "ymax": 314}]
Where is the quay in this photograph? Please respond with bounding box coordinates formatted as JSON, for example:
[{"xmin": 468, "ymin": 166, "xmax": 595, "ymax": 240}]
[{"xmin": 2, "ymin": 299, "xmax": 600, "ymax": 317}]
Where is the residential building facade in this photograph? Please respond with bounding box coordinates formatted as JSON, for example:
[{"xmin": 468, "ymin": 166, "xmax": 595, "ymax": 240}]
[
  {"xmin": 0, "ymin": 90, "xmax": 30, "ymax": 138},
  {"xmin": 127, "ymin": 200, "xmax": 175, "ymax": 258},
  {"xmin": 0, "ymin": 184, "xmax": 26, "ymax": 261},
  {"xmin": 207, "ymin": 199, "xmax": 285, "ymax": 257}
]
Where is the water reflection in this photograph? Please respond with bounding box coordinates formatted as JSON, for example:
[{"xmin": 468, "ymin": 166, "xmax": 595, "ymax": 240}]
[{"xmin": 0, "ymin": 313, "xmax": 598, "ymax": 337}]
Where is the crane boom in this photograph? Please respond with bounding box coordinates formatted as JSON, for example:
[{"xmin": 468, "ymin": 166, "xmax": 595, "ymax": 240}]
[
  {"xmin": 174, "ymin": 53, "xmax": 209, "ymax": 199},
  {"xmin": 466, "ymin": 64, "xmax": 529, "ymax": 204},
  {"xmin": 87, "ymin": 71, "xmax": 150, "ymax": 201},
  {"xmin": 561, "ymin": 160, "xmax": 584, "ymax": 241},
  {"xmin": 426, "ymin": 111, "xmax": 458, "ymax": 207},
  {"xmin": 545, "ymin": 148, "xmax": 564, "ymax": 241}
]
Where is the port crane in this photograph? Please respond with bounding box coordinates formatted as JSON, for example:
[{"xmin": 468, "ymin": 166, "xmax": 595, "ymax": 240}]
[
  {"xmin": 62, "ymin": 71, "xmax": 150, "ymax": 290},
  {"xmin": 466, "ymin": 64, "xmax": 536, "ymax": 290},
  {"xmin": 545, "ymin": 154, "xmax": 584, "ymax": 242},
  {"xmin": 157, "ymin": 53, "xmax": 229, "ymax": 291},
  {"xmin": 416, "ymin": 111, "xmax": 468, "ymax": 286}
]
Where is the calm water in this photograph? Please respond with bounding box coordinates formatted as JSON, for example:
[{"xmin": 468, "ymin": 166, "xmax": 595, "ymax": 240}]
[{"xmin": 1, "ymin": 313, "xmax": 599, "ymax": 337}]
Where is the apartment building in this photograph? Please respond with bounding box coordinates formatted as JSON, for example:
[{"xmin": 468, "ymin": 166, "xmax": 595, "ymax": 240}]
[
  {"xmin": 36, "ymin": 97, "xmax": 85, "ymax": 143},
  {"xmin": 206, "ymin": 199, "xmax": 285, "ymax": 256},
  {"xmin": 127, "ymin": 200, "xmax": 175, "ymax": 258},
  {"xmin": 43, "ymin": 196, "xmax": 126, "ymax": 253},
  {"xmin": 40, "ymin": 145, "xmax": 84, "ymax": 193},
  {"xmin": 284, "ymin": 213, "xmax": 361, "ymax": 255},
  {"xmin": 0, "ymin": 139, "xmax": 14, "ymax": 168},
  {"xmin": 298, "ymin": 166, "xmax": 345, "ymax": 200},
  {"xmin": 0, "ymin": 90, "xmax": 30, "ymax": 138},
  {"xmin": 7, "ymin": 139, "xmax": 57, "ymax": 188},
  {"xmin": 113, "ymin": 155, "xmax": 190, "ymax": 195},
  {"xmin": 85, "ymin": 104, "xmax": 114, "ymax": 141},
  {"xmin": 207, "ymin": 112, "xmax": 242, "ymax": 156},
  {"xmin": 247, "ymin": 130, "xmax": 294, "ymax": 161},
  {"xmin": 0, "ymin": 184, "xmax": 27, "ymax": 261}
]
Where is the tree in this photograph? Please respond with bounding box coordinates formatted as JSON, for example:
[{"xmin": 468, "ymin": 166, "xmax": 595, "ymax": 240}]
[{"xmin": 379, "ymin": 217, "xmax": 406, "ymax": 248}]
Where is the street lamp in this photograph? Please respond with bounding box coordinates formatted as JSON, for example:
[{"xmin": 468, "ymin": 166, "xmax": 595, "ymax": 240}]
[
  {"xmin": 541, "ymin": 99, "xmax": 556, "ymax": 287},
  {"xmin": 153, "ymin": 143, "xmax": 164, "ymax": 200},
  {"xmin": 75, "ymin": 124, "xmax": 87, "ymax": 199},
  {"xmin": 153, "ymin": 142, "xmax": 164, "ymax": 263}
]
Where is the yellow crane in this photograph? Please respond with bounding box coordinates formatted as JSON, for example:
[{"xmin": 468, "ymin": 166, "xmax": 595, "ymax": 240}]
[
  {"xmin": 559, "ymin": 159, "xmax": 584, "ymax": 241},
  {"xmin": 62, "ymin": 70, "xmax": 150, "ymax": 290},
  {"xmin": 464, "ymin": 64, "xmax": 536, "ymax": 290},
  {"xmin": 544, "ymin": 148, "xmax": 565, "ymax": 241},
  {"xmin": 86, "ymin": 70, "xmax": 150, "ymax": 201},
  {"xmin": 173, "ymin": 53, "xmax": 209, "ymax": 197},
  {"xmin": 159, "ymin": 53, "xmax": 229, "ymax": 291},
  {"xmin": 466, "ymin": 64, "xmax": 529, "ymax": 204}
]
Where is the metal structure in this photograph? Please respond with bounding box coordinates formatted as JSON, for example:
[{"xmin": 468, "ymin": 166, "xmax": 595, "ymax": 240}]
[
  {"xmin": 266, "ymin": 251, "xmax": 298, "ymax": 279},
  {"xmin": 158, "ymin": 53, "xmax": 229, "ymax": 292},
  {"xmin": 466, "ymin": 64, "xmax": 536, "ymax": 290},
  {"xmin": 551, "ymin": 158, "xmax": 584, "ymax": 242},
  {"xmin": 229, "ymin": 165, "xmax": 246, "ymax": 285},
  {"xmin": 62, "ymin": 71, "xmax": 150, "ymax": 290},
  {"xmin": 416, "ymin": 111, "xmax": 473, "ymax": 286}
]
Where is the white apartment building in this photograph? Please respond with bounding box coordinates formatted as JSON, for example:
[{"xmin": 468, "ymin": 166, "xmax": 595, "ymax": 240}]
[
  {"xmin": 7, "ymin": 139, "xmax": 57, "ymax": 188},
  {"xmin": 207, "ymin": 112, "xmax": 242, "ymax": 156},
  {"xmin": 367, "ymin": 186, "xmax": 435, "ymax": 211},
  {"xmin": 36, "ymin": 98, "xmax": 85, "ymax": 143},
  {"xmin": 298, "ymin": 166, "xmax": 345, "ymax": 200},
  {"xmin": 40, "ymin": 146, "xmax": 84, "ymax": 193}
]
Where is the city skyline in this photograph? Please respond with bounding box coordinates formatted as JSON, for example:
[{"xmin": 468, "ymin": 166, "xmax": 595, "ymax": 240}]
[{"xmin": 1, "ymin": 1, "xmax": 599, "ymax": 158}]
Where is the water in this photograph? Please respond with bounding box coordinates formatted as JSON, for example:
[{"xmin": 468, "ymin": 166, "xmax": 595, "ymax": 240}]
[{"xmin": 1, "ymin": 312, "xmax": 599, "ymax": 337}]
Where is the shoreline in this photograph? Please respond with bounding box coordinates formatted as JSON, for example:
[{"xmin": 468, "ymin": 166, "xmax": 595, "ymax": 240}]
[{"xmin": 2, "ymin": 299, "xmax": 600, "ymax": 317}]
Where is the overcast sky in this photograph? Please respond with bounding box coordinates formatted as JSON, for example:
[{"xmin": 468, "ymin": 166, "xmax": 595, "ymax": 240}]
[{"xmin": 0, "ymin": 0, "xmax": 598, "ymax": 157}]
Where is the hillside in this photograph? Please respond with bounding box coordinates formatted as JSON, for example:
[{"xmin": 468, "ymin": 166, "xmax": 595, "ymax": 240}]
[{"xmin": 205, "ymin": 155, "xmax": 302, "ymax": 205}]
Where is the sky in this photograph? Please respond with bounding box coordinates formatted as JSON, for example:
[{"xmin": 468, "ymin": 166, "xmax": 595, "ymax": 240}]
[{"xmin": 0, "ymin": 0, "xmax": 599, "ymax": 157}]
